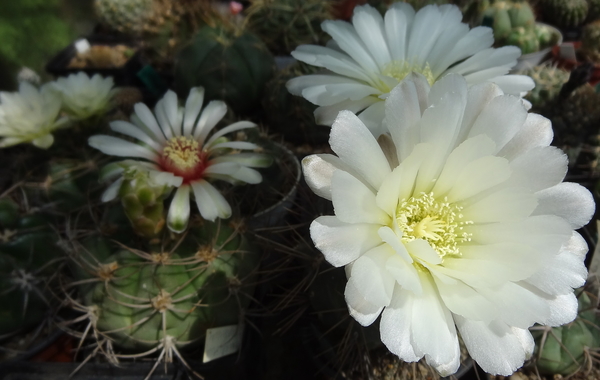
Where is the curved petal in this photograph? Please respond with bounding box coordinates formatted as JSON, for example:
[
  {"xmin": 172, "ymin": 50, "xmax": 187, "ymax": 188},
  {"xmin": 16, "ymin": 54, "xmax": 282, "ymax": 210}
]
[
  {"xmin": 191, "ymin": 180, "xmax": 232, "ymax": 221},
  {"xmin": 167, "ymin": 185, "xmax": 191, "ymax": 233}
]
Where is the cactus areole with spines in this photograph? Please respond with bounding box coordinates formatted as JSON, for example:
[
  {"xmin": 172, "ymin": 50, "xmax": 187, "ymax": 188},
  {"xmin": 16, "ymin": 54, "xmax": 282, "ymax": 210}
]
[{"xmin": 74, "ymin": 220, "xmax": 257, "ymax": 353}]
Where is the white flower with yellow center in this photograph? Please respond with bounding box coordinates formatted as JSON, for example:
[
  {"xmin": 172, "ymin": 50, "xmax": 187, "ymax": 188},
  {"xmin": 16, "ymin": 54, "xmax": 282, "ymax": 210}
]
[
  {"xmin": 287, "ymin": 3, "xmax": 534, "ymax": 136},
  {"xmin": 0, "ymin": 82, "xmax": 70, "ymax": 149},
  {"xmin": 52, "ymin": 72, "xmax": 117, "ymax": 120},
  {"xmin": 89, "ymin": 87, "xmax": 272, "ymax": 233},
  {"xmin": 302, "ymin": 73, "xmax": 594, "ymax": 376}
]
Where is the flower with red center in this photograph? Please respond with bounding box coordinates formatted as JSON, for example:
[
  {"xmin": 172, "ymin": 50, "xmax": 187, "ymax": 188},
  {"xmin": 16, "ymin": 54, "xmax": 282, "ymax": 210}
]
[{"xmin": 89, "ymin": 87, "xmax": 272, "ymax": 233}]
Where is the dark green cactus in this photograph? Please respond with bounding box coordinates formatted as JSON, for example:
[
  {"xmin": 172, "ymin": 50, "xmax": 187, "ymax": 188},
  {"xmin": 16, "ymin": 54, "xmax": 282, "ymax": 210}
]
[
  {"xmin": 540, "ymin": 0, "xmax": 589, "ymax": 28},
  {"xmin": 523, "ymin": 63, "xmax": 570, "ymax": 110},
  {"xmin": 0, "ymin": 197, "xmax": 63, "ymax": 336},
  {"xmin": 532, "ymin": 289, "xmax": 600, "ymax": 375},
  {"xmin": 581, "ymin": 20, "xmax": 600, "ymax": 62},
  {"xmin": 506, "ymin": 26, "xmax": 540, "ymax": 53},
  {"xmin": 244, "ymin": 0, "xmax": 334, "ymax": 55},
  {"xmin": 174, "ymin": 25, "xmax": 275, "ymax": 116}
]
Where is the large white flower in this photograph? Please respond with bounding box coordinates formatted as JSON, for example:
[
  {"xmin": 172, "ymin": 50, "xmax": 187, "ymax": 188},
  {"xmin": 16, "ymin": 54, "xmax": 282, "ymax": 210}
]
[
  {"xmin": 89, "ymin": 87, "xmax": 272, "ymax": 233},
  {"xmin": 0, "ymin": 82, "xmax": 70, "ymax": 148},
  {"xmin": 302, "ymin": 73, "xmax": 594, "ymax": 376},
  {"xmin": 287, "ymin": 3, "xmax": 535, "ymax": 136},
  {"xmin": 52, "ymin": 72, "xmax": 117, "ymax": 120}
]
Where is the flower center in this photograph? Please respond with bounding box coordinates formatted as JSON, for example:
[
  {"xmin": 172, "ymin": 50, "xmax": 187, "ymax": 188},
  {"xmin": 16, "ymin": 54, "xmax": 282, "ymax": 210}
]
[
  {"xmin": 382, "ymin": 60, "xmax": 436, "ymax": 86},
  {"xmin": 396, "ymin": 192, "xmax": 472, "ymax": 258},
  {"xmin": 160, "ymin": 136, "xmax": 207, "ymax": 182}
]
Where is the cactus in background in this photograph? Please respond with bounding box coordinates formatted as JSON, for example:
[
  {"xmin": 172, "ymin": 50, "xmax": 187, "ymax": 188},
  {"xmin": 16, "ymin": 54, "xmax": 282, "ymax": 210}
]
[
  {"xmin": 174, "ymin": 25, "xmax": 275, "ymax": 116},
  {"xmin": 244, "ymin": 0, "xmax": 334, "ymax": 55},
  {"xmin": 94, "ymin": 0, "xmax": 179, "ymax": 35},
  {"xmin": 263, "ymin": 62, "xmax": 329, "ymax": 146},
  {"xmin": 523, "ymin": 63, "xmax": 570, "ymax": 110},
  {"xmin": 0, "ymin": 197, "xmax": 63, "ymax": 336},
  {"xmin": 532, "ymin": 288, "xmax": 600, "ymax": 375},
  {"xmin": 68, "ymin": 219, "xmax": 258, "ymax": 360},
  {"xmin": 588, "ymin": 0, "xmax": 600, "ymax": 21},
  {"xmin": 540, "ymin": 0, "xmax": 589, "ymax": 29},
  {"xmin": 581, "ymin": 20, "xmax": 600, "ymax": 62},
  {"xmin": 505, "ymin": 26, "xmax": 540, "ymax": 53}
]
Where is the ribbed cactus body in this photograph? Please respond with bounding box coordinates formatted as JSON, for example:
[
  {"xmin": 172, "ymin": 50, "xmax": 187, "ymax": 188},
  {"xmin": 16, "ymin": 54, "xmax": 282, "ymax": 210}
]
[
  {"xmin": 174, "ymin": 26, "xmax": 274, "ymax": 116},
  {"xmin": 540, "ymin": 0, "xmax": 589, "ymax": 28},
  {"xmin": 74, "ymin": 221, "xmax": 257, "ymax": 352},
  {"xmin": 245, "ymin": 0, "xmax": 333, "ymax": 55},
  {"xmin": 94, "ymin": 0, "xmax": 155, "ymax": 34},
  {"xmin": 582, "ymin": 20, "xmax": 600, "ymax": 62},
  {"xmin": 506, "ymin": 26, "xmax": 540, "ymax": 53},
  {"xmin": 524, "ymin": 63, "xmax": 570, "ymax": 110},
  {"xmin": 482, "ymin": 1, "xmax": 536, "ymax": 45},
  {"xmin": 0, "ymin": 198, "xmax": 63, "ymax": 335},
  {"xmin": 533, "ymin": 291, "xmax": 600, "ymax": 375}
]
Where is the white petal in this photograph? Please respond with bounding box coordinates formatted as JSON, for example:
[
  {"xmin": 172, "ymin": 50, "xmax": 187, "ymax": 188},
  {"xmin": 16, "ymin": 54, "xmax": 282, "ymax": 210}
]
[
  {"xmin": 134, "ymin": 103, "xmax": 166, "ymax": 143},
  {"xmin": 489, "ymin": 75, "xmax": 535, "ymax": 96},
  {"xmin": 503, "ymin": 146, "xmax": 567, "ymax": 192},
  {"xmin": 210, "ymin": 141, "xmax": 259, "ymax": 151},
  {"xmin": 349, "ymin": 246, "xmax": 396, "ymax": 307},
  {"xmin": 310, "ymin": 216, "xmax": 381, "ymax": 267},
  {"xmin": 498, "ymin": 113, "xmax": 553, "ymax": 160},
  {"xmin": 314, "ymin": 97, "xmax": 379, "ymax": 126},
  {"xmin": 455, "ymin": 316, "xmax": 532, "ymax": 376},
  {"xmin": 445, "ymin": 155, "xmax": 511, "ymax": 202},
  {"xmin": 433, "ymin": 276, "xmax": 498, "ymax": 323},
  {"xmin": 101, "ymin": 177, "xmax": 124, "ymax": 202},
  {"xmin": 330, "ymin": 110, "xmax": 391, "ymax": 189},
  {"xmin": 191, "ymin": 180, "xmax": 232, "ymax": 221},
  {"xmin": 380, "ymin": 284, "xmax": 421, "ymax": 362},
  {"xmin": 183, "ymin": 87, "xmax": 205, "ymax": 135},
  {"xmin": 533, "ymin": 182, "xmax": 595, "ymax": 229},
  {"xmin": 88, "ymin": 135, "xmax": 158, "ymax": 161},
  {"xmin": 331, "ymin": 170, "xmax": 390, "ymax": 225},
  {"xmin": 344, "ymin": 280, "xmax": 383, "ymax": 326},
  {"xmin": 461, "ymin": 186, "xmax": 538, "ymax": 223},
  {"xmin": 193, "ymin": 100, "xmax": 227, "ymax": 142},
  {"xmin": 211, "ymin": 153, "xmax": 272, "ymax": 168},
  {"xmin": 321, "ymin": 19, "xmax": 379, "ymax": 75},
  {"xmin": 410, "ymin": 271, "xmax": 460, "ymax": 376},
  {"xmin": 467, "ymin": 95, "xmax": 527, "ymax": 153},
  {"xmin": 110, "ymin": 120, "xmax": 161, "ymax": 151},
  {"xmin": 458, "ymin": 82, "xmax": 504, "ymax": 143},
  {"xmin": 167, "ymin": 185, "xmax": 191, "ymax": 233},
  {"xmin": 406, "ymin": 239, "xmax": 442, "ymax": 265},
  {"xmin": 302, "ymin": 154, "xmax": 355, "ymax": 201},
  {"xmin": 352, "ymin": 4, "xmax": 391, "ymax": 70},
  {"xmin": 384, "ymin": 3, "xmax": 415, "ymax": 61}
]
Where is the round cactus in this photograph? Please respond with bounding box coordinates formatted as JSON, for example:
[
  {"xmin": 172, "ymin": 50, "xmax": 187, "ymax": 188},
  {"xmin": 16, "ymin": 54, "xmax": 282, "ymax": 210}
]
[
  {"xmin": 244, "ymin": 0, "xmax": 334, "ymax": 55},
  {"xmin": 581, "ymin": 20, "xmax": 600, "ymax": 62},
  {"xmin": 0, "ymin": 197, "xmax": 63, "ymax": 336},
  {"xmin": 174, "ymin": 25, "xmax": 275, "ymax": 116},
  {"xmin": 482, "ymin": 1, "xmax": 514, "ymax": 40},
  {"xmin": 523, "ymin": 63, "xmax": 570, "ymax": 110},
  {"xmin": 540, "ymin": 0, "xmax": 589, "ymax": 29},
  {"xmin": 506, "ymin": 26, "xmax": 540, "ymax": 54},
  {"xmin": 70, "ymin": 219, "xmax": 258, "ymax": 355},
  {"xmin": 532, "ymin": 290, "xmax": 600, "ymax": 375},
  {"xmin": 94, "ymin": 0, "xmax": 178, "ymax": 35}
]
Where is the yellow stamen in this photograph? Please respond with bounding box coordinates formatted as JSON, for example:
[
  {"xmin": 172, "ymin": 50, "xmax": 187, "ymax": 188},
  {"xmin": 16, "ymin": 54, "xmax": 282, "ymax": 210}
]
[
  {"xmin": 382, "ymin": 60, "xmax": 436, "ymax": 87},
  {"xmin": 162, "ymin": 136, "xmax": 201, "ymax": 169},
  {"xmin": 396, "ymin": 192, "xmax": 472, "ymax": 259}
]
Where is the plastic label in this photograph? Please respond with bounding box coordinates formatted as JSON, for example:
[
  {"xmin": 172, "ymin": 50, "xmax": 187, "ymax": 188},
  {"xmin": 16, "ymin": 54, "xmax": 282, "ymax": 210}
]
[
  {"xmin": 202, "ymin": 323, "xmax": 244, "ymax": 363},
  {"xmin": 74, "ymin": 39, "xmax": 91, "ymax": 54}
]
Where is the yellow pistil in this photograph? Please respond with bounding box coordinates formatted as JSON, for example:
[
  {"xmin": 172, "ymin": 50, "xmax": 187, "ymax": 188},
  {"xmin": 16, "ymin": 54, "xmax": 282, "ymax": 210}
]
[
  {"xmin": 396, "ymin": 192, "xmax": 472, "ymax": 259},
  {"xmin": 382, "ymin": 60, "xmax": 436, "ymax": 87},
  {"xmin": 162, "ymin": 136, "xmax": 201, "ymax": 170}
]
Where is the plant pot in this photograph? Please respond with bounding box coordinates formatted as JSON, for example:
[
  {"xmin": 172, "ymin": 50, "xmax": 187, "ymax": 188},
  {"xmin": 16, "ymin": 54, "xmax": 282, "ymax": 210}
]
[
  {"xmin": 552, "ymin": 41, "xmax": 600, "ymax": 86},
  {"xmin": 45, "ymin": 35, "xmax": 142, "ymax": 87},
  {"xmin": 512, "ymin": 23, "xmax": 563, "ymax": 72}
]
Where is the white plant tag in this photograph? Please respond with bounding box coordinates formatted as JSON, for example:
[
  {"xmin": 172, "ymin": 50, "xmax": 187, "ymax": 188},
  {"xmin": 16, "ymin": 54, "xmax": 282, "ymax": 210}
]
[
  {"xmin": 558, "ymin": 42, "xmax": 577, "ymax": 61},
  {"xmin": 202, "ymin": 323, "xmax": 244, "ymax": 363},
  {"xmin": 74, "ymin": 39, "xmax": 91, "ymax": 54}
]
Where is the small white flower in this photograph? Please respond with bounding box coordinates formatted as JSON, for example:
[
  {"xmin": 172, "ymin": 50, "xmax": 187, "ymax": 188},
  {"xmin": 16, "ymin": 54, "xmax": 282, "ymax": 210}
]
[
  {"xmin": 89, "ymin": 87, "xmax": 272, "ymax": 233},
  {"xmin": 0, "ymin": 82, "xmax": 70, "ymax": 149},
  {"xmin": 302, "ymin": 73, "xmax": 594, "ymax": 376},
  {"xmin": 52, "ymin": 72, "xmax": 117, "ymax": 120},
  {"xmin": 288, "ymin": 3, "xmax": 535, "ymax": 136}
]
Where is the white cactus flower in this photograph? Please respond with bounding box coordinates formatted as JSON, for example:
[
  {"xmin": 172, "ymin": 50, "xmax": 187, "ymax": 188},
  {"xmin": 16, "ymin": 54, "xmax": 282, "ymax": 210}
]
[
  {"xmin": 0, "ymin": 82, "xmax": 70, "ymax": 149},
  {"xmin": 302, "ymin": 73, "xmax": 594, "ymax": 376},
  {"xmin": 287, "ymin": 3, "xmax": 535, "ymax": 136},
  {"xmin": 89, "ymin": 87, "xmax": 272, "ymax": 233},
  {"xmin": 52, "ymin": 72, "xmax": 117, "ymax": 120}
]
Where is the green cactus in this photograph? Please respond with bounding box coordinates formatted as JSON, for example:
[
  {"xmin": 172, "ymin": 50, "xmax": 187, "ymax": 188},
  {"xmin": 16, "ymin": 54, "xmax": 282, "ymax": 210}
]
[
  {"xmin": 523, "ymin": 63, "xmax": 570, "ymax": 110},
  {"xmin": 244, "ymin": 0, "xmax": 334, "ymax": 55},
  {"xmin": 532, "ymin": 289, "xmax": 600, "ymax": 375},
  {"xmin": 174, "ymin": 25, "xmax": 275, "ymax": 116},
  {"xmin": 505, "ymin": 26, "xmax": 540, "ymax": 53},
  {"xmin": 508, "ymin": 1, "xmax": 536, "ymax": 28},
  {"xmin": 115, "ymin": 166, "xmax": 171, "ymax": 238},
  {"xmin": 0, "ymin": 197, "xmax": 63, "ymax": 336},
  {"xmin": 94, "ymin": 0, "xmax": 155, "ymax": 34},
  {"xmin": 540, "ymin": 0, "xmax": 589, "ymax": 28},
  {"xmin": 581, "ymin": 20, "xmax": 600, "ymax": 62},
  {"xmin": 69, "ymin": 219, "xmax": 258, "ymax": 357},
  {"xmin": 588, "ymin": 0, "xmax": 600, "ymax": 21},
  {"xmin": 263, "ymin": 62, "xmax": 329, "ymax": 146},
  {"xmin": 482, "ymin": 1, "xmax": 519, "ymax": 41}
]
